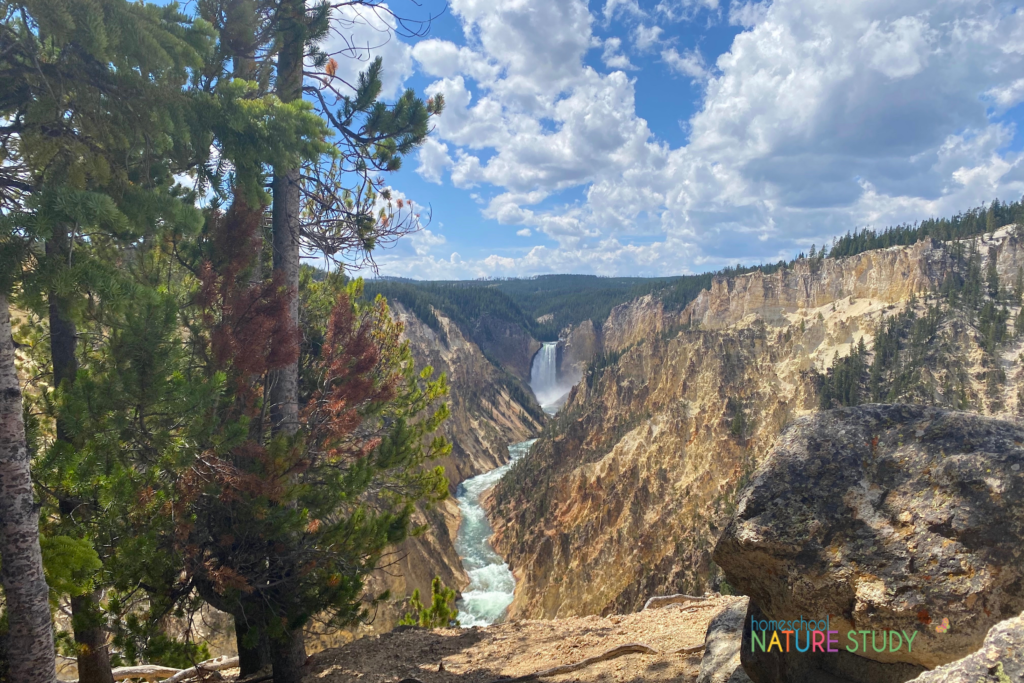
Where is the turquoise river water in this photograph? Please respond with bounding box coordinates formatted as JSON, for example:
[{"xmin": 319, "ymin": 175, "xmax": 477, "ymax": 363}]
[{"xmin": 453, "ymin": 439, "xmax": 534, "ymax": 627}]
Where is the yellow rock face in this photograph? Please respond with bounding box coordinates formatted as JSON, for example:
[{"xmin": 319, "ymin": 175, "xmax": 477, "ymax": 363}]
[{"xmin": 491, "ymin": 227, "xmax": 1024, "ymax": 622}]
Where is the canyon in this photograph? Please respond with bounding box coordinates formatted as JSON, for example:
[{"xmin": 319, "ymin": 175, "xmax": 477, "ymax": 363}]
[
  {"xmin": 348, "ymin": 226, "xmax": 1024, "ymax": 652},
  {"xmin": 488, "ymin": 226, "xmax": 1024, "ymax": 622}
]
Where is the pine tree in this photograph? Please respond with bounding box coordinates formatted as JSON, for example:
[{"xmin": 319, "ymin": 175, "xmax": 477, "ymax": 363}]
[
  {"xmin": 987, "ymin": 246, "xmax": 1001, "ymax": 299},
  {"xmin": 171, "ymin": 266, "xmax": 452, "ymax": 680},
  {"xmin": 399, "ymin": 577, "xmax": 459, "ymax": 629},
  {"xmin": 1, "ymin": 3, "xmax": 216, "ymax": 680}
]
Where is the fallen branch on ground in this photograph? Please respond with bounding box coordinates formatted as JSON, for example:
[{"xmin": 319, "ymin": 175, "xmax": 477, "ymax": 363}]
[
  {"xmin": 68, "ymin": 664, "xmax": 180, "ymax": 683},
  {"xmin": 158, "ymin": 656, "xmax": 239, "ymax": 682},
  {"xmin": 643, "ymin": 593, "xmax": 708, "ymax": 610},
  {"xmin": 67, "ymin": 655, "xmax": 240, "ymax": 683},
  {"xmin": 485, "ymin": 641, "xmax": 705, "ymax": 683}
]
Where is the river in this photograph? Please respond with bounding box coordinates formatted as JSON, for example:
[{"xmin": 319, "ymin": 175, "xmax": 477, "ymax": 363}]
[{"xmin": 454, "ymin": 439, "xmax": 534, "ymax": 627}]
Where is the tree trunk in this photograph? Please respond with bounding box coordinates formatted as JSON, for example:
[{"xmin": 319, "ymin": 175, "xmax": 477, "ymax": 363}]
[
  {"xmin": 0, "ymin": 293, "xmax": 57, "ymax": 683},
  {"xmin": 270, "ymin": 630, "xmax": 307, "ymax": 683},
  {"xmin": 270, "ymin": 0, "xmax": 303, "ymax": 438},
  {"xmin": 270, "ymin": 6, "xmax": 306, "ymax": 681},
  {"xmin": 233, "ymin": 595, "xmax": 270, "ymax": 678},
  {"xmin": 46, "ymin": 234, "xmax": 114, "ymax": 683}
]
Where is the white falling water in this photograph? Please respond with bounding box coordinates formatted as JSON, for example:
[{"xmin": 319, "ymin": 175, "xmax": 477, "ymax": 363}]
[{"xmin": 530, "ymin": 342, "xmax": 570, "ymax": 413}]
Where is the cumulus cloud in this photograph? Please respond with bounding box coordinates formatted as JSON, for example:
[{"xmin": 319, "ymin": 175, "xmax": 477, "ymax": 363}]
[
  {"xmin": 859, "ymin": 16, "xmax": 934, "ymax": 79},
  {"xmin": 383, "ymin": 0, "xmax": 1024, "ymax": 278},
  {"xmin": 728, "ymin": 0, "xmax": 769, "ymax": 28},
  {"xmin": 409, "ymin": 229, "xmax": 447, "ymax": 255},
  {"xmin": 411, "ymin": 39, "xmax": 499, "ymax": 82},
  {"xmin": 517, "ymin": 228, "xmax": 533, "ymax": 236},
  {"xmin": 416, "ymin": 138, "xmax": 453, "ymax": 184},
  {"xmin": 662, "ymin": 47, "xmax": 710, "ymax": 81},
  {"xmin": 986, "ymin": 78, "xmax": 1024, "ymax": 111}
]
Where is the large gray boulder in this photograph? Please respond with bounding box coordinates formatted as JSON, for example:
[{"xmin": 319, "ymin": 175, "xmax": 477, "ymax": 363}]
[
  {"xmin": 713, "ymin": 405, "xmax": 1024, "ymax": 672},
  {"xmin": 698, "ymin": 597, "xmax": 754, "ymax": 683},
  {"xmin": 909, "ymin": 611, "xmax": 1023, "ymax": 682}
]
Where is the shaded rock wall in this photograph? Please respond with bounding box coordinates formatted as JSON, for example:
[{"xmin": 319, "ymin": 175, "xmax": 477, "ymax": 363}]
[{"xmin": 471, "ymin": 314, "xmax": 542, "ymax": 384}]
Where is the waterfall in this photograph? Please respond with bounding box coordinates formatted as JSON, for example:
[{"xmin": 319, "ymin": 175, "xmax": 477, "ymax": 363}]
[{"xmin": 530, "ymin": 342, "xmax": 566, "ymax": 412}]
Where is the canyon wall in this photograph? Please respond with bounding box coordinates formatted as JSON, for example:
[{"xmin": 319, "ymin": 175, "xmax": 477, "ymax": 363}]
[
  {"xmin": 490, "ymin": 226, "xmax": 1024, "ymax": 621},
  {"xmin": 470, "ymin": 314, "xmax": 542, "ymax": 384}
]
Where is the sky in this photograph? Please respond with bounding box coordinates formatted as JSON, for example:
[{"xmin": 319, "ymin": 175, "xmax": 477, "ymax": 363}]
[{"xmin": 213, "ymin": 0, "xmax": 1024, "ymax": 279}]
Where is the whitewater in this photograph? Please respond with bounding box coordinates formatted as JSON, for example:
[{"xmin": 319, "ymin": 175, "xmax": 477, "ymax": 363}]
[{"xmin": 454, "ymin": 440, "xmax": 534, "ymax": 627}]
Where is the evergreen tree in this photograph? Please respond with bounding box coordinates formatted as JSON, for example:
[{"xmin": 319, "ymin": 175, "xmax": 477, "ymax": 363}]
[
  {"xmin": 1, "ymin": 2, "xmax": 217, "ymax": 680},
  {"xmin": 820, "ymin": 339, "xmax": 867, "ymax": 409},
  {"xmin": 399, "ymin": 577, "xmax": 459, "ymax": 629}
]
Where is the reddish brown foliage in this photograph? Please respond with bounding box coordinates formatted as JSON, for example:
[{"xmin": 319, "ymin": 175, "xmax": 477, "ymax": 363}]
[
  {"xmin": 197, "ymin": 197, "xmax": 298, "ymax": 412},
  {"xmin": 303, "ymin": 293, "xmax": 401, "ymax": 465}
]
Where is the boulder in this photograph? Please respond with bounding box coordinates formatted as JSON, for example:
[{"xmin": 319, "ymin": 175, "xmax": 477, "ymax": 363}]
[
  {"xmin": 909, "ymin": 611, "xmax": 1023, "ymax": 682},
  {"xmin": 698, "ymin": 597, "xmax": 754, "ymax": 683},
  {"xmin": 713, "ymin": 405, "xmax": 1024, "ymax": 672}
]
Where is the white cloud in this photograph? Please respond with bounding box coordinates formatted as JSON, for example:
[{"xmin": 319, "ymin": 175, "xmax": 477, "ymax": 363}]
[
  {"xmin": 411, "ymin": 39, "xmax": 499, "ymax": 82},
  {"xmin": 416, "ymin": 138, "xmax": 453, "ymax": 184},
  {"xmin": 663, "ymin": 47, "xmax": 710, "ymax": 81},
  {"xmin": 603, "ymin": 0, "xmax": 644, "ymax": 22},
  {"xmin": 517, "ymin": 228, "xmax": 533, "ymax": 236},
  {"xmin": 728, "ymin": 0, "xmax": 769, "ymax": 28},
  {"xmin": 633, "ymin": 23, "xmax": 666, "ymax": 52},
  {"xmin": 602, "ymin": 37, "xmax": 637, "ymax": 71},
  {"xmin": 859, "ymin": 16, "xmax": 934, "ymax": 79},
  {"xmin": 656, "ymin": 0, "xmax": 721, "ymax": 22},
  {"xmin": 385, "ymin": 0, "xmax": 1024, "ymax": 278},
  {"xmin": 409, "ymin": 229, "xmax": 446, "ymax": 255},
  {"xmin": 986, "ymin": 78, "xmax": 1024, "ymax": 111}
]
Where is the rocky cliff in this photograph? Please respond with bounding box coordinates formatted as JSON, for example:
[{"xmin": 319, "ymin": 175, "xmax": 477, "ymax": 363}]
[
  {"xmin": 682, "ymin": 239, "xmax": 953, "ymax": 331},
  {"xmin": 491, "ymin": 226, "xmax": 1024, "ymax": 621},
  {"xmin": 470, "ymin": 314, "xmax": 542, "ymax": 384},
  {"xmin": 357, "ymin": 302, "xmax": 545, "ymax": 634}
]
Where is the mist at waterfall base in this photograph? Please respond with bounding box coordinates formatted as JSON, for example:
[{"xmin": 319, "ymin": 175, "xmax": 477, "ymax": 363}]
[
  {"xmin": 454, "ymin": 440, "xmax": 534, "ymax": 627},
  {"xmin": 530, "ymin": 342, "xmax": 574, "ymax": 414}
]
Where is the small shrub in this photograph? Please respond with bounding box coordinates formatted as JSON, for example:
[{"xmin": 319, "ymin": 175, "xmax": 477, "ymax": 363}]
[{"xmin": 399, "ymin": 576, "xmax": 459, "ymax": 629}]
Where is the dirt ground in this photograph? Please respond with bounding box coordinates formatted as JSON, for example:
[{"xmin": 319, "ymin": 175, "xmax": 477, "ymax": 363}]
[{"xmin": 296, "ymin": 595, "xmax": 742, "ymax": 683}]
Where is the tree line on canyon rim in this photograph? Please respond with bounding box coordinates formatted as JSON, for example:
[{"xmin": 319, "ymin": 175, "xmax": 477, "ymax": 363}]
[
  {"xmin": 368, "ymin": 197, "xmax": 1024, "ymax": 344},
  {"xmin": 818, "ymin": 229, "xmax": 1024, "ymax": 413},
  {"xmin": 0, "ymin": 2, "xmax": 449, "ymax": 682}
]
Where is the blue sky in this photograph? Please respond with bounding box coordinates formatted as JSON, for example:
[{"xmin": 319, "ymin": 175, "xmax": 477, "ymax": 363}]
[{"xmin": 181, "ymin": 0, "xmax": 1024, "ymax": 279}]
